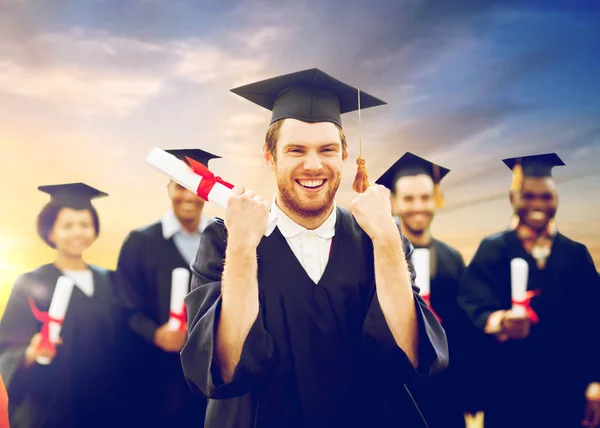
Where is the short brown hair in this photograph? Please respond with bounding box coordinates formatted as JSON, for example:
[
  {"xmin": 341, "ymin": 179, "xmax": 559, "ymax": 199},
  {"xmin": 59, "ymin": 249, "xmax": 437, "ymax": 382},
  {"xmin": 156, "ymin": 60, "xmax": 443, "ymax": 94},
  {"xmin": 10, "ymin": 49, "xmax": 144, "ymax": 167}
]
[
  {"xmin": 265, "ymin": 119, "xmax": 348, "ymax": 161},
  {"xmin": 37, "ymin": 202, "xmax": 100, "ymax": 248}
]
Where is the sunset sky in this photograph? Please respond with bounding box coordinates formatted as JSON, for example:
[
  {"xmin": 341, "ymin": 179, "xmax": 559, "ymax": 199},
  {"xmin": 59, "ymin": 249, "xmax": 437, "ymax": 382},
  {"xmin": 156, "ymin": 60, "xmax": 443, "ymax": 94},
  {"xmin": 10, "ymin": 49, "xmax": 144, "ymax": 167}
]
[{"xmin": 1, "ymin": 0, "xmax": 599, "ymax": 314}]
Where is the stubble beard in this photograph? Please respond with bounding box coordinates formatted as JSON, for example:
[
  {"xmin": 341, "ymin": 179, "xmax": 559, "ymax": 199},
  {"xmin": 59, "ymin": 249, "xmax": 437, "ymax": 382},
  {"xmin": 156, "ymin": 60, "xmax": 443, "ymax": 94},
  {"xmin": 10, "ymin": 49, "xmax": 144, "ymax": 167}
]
[{"xmin": 277, "ymin": 173, "xmax": 341, "ymax": 219}]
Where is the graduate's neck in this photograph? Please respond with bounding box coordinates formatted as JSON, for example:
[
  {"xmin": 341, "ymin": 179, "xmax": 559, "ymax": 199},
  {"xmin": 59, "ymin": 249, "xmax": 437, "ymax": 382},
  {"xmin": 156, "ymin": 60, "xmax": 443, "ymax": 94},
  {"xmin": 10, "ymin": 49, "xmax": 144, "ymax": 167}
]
[
  {"xmin": 276, "ymin": 195, "xmax": 334, "ymax": 230},
  {"xmin": 402, "ymin": 226, "xmax": 432, "ymax": 248},
  {"xmin": 54, "ymin": 252, "xmax": 87, "ymax": 271},
  {"xmin": 178, "ymin": 216, "xmax": 200, "ymax": 234}
]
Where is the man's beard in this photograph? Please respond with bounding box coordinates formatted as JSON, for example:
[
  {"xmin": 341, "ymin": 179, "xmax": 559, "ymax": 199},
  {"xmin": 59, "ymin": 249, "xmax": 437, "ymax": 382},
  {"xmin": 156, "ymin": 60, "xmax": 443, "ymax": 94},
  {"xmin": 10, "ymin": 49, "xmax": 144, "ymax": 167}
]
[
  {"xmin": 277, "ymin": 173, "xmax": 341, "ymax": 218},
  {"xmin": 400, "ymin": 213, "xmax": 434, "ymax": 236}
]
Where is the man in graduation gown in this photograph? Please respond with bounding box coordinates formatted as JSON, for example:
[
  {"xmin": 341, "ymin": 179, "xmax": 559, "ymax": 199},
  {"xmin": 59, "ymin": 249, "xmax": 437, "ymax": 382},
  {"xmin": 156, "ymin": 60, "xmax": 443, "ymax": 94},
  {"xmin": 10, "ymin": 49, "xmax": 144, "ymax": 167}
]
[
  {"xmin": 115, "ymin": 149, "xmax": 221, "ymax": 427},
  {"xmin": 179, "ymin": 68, "xmax": 449, "ymax": 428},
  {"xmin": 458, "ymin": 153, "xmax": 600, "ymax": 428},
  {"xmin": 375, "ymin": 152, "xmax": 482, "ymax": 428}
]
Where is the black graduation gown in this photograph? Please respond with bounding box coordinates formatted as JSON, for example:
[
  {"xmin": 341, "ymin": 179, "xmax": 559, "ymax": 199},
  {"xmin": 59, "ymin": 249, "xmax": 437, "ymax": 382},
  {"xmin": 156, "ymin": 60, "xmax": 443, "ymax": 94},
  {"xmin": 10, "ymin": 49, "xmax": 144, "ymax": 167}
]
[
  {"xmin": 181, "ymin": 207, "xmax": 449, "ymax": 428},
  {"xmin": 408, "ymin": 239, "xmax": 484, "ymax": 428},
  {"xmin": 458, "ymin": 230, "xmax": 600, "ymax": 428},
  {"xmin": 114, "ymin": 221, "xmax": 207, "ymax": 427},
  {"xmin": 0, "ymin": 264, "xmax": 124, "ymax": 428}
]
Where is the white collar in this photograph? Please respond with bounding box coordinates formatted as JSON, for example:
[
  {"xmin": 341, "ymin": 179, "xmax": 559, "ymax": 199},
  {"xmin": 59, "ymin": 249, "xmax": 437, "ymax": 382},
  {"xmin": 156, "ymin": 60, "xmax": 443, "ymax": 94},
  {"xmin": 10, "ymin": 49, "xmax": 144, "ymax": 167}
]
[
  {"xmin": 271, "ymin": 196, "xmax": 337, "ymax": 239},
  {"xmin": 161, "ymin": 208, "xmax": 209, "ymax": 239}
]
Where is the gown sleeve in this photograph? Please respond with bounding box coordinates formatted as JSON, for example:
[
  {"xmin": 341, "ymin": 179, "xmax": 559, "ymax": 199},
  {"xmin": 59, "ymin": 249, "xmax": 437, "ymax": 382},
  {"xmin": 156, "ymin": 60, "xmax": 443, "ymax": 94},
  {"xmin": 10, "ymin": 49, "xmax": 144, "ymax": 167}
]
[
  {"xmin": 114, "ymin": 231, "xmax": 160, "ymax": 343},
  {"xmin": 574, "ymin": 245, "xmax": 600, "ymax": 384},
  {"xmin": 457, "ymin": 237, "xmax": 506, "ymax": 331},
  {"xmin": 180, "ymin": 219, "xmax": 276, "ymax": 400},
  {"xmin": 0, "ymin": 274, "xmax": 50, "ymax": 401},
  {"xmin": 362, "ymin": 220, "xmax": 449, "ymax": 380}
]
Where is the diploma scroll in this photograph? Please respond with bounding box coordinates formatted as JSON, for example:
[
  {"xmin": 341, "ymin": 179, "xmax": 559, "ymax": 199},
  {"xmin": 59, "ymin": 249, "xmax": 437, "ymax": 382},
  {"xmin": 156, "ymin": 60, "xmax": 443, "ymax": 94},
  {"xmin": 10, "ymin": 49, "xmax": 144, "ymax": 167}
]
[
  {"xmin": 168, "ymin": 268, "xmax": 190, "ymax": 331},
  {"xmin": 412, "ymin": 248, "xmax": 430, "ymax": 296},
  {"xmin": 411, "ymin": 249, "xmax": 440, "ymax": 322},
  {"xmin": 146, "ymin": 147, "xmax": 277, "ymax": 237},
  {"xmin": 510, "ymin": 258, "xmax": 529, "ymax": 318},
  {"xmin": 31, "ymin": 276, "xmax": 75, "ymax": 365}
]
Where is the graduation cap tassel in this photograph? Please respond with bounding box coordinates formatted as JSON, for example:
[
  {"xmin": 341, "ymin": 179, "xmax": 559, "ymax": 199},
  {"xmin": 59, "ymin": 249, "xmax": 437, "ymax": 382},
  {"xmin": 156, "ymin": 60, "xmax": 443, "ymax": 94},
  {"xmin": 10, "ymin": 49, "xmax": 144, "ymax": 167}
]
[
  {"xmin": 432, "ymin": 164, "xmax": 445, "ymax": 209},
  {"xmin": 510, "ymin": 159, "xmax": 523, "ymax": 192},
  {"xmin": 352, "ymin": 89, "xmax": 370, "ymax": 193}
]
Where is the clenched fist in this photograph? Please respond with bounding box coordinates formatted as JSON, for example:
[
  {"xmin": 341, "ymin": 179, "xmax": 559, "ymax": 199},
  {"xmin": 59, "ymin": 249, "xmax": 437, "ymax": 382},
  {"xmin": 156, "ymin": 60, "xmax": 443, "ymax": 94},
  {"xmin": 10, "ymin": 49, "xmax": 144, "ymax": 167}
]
[
  {"xmin": 225, "ymin": 185, "xmax": 271, "ymax": 249},
  {"xmin": 350, "ymin": 185, "xmax": 397, "ymax": 241}
]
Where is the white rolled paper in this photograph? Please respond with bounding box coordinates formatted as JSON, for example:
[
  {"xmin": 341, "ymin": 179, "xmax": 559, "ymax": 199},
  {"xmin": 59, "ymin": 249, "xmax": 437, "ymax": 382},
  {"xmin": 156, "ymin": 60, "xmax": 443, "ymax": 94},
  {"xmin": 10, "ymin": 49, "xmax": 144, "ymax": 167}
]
[
  {"xmin": 510, "ymin": 258, "xmax": 529, "ymax": 318},
  {"xmin": 411, "ymin": 248, "xmax": 431, "ymax": 296},
  {"xmin": 168, "ymin": 268, "xmax": 190, "ymax": 331},
  {"xmin": 146, "ymin": 147, "xmax": 277, "ymax": 237},
  {"xmin": 37, "ymin": 275, "xmax": 75, "ymax": 365}
]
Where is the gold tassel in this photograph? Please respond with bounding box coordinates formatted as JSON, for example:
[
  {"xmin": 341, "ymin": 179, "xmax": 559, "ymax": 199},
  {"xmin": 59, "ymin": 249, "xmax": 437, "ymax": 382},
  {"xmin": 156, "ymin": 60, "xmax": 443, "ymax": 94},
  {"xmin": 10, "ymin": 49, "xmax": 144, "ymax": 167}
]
[
  {"xmin": 510, "ymin": 160, "xmax": 523, "ymax": 192},
  {"xmin": 352, "ymin": 156, "xmax": 369, "ymax": 193},
  {"xmin": 352, "ymin": 89, "xmax": 370, "ymax": 193},
  {"xmin": 432, "ymin": 164, "xmax": 444, "ymax": 208},
  {"xmin": 434, "ymin": 183, "xmax": 445, "ymax": 208}
]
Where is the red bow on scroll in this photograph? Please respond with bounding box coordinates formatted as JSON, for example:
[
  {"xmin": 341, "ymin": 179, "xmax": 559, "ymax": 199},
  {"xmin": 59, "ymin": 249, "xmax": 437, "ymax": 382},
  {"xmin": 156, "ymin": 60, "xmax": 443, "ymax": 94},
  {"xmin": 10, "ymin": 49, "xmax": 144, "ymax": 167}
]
[
  {"xmin": 421, "ymin": 294, "xmax": 442, "ymax": 323},
  {"xmin": 169, "ymin": 306, "xmax": 187, "ymax": 331},
  {"xmin": 184, "ymin": 156, "xmax": 234, "ymax": 201},
  {"xmin": 512, "ymin": 289, "xmax": 542, "ymax": 323},
  {"xmin": 27, "ymin": 297, "xmax": 63, "ymax": 354}
]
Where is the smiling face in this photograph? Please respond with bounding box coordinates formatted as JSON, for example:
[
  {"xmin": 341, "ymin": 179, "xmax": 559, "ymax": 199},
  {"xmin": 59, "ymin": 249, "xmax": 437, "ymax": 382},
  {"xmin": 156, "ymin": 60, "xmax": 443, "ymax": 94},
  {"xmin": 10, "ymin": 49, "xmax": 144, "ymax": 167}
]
[
  {"xmin": 48, "ymin": 208, "xmax": 97, "ymax": 257},
  {"xmin": 265, "ymin": 118, "xmax": 347, "ymax": 219},
  {"xmin": 511, "ymin": 176, "xmax": 558, "ymax": 231},
  {"xmin": 392, "ymin": 174, "xmax": 436, "ymax": 235},
  {"xmin": 167, "ymin": 180, "xmax": 205, "ymax": 222}
]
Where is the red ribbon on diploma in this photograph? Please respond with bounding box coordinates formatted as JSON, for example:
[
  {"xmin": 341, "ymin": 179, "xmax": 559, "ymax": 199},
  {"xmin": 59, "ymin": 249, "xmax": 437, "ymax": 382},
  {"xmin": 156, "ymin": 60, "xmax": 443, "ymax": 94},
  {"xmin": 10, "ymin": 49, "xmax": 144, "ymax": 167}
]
[
  {"xmin": 185, "ymin": 156, "xmax": 234, "ymax": 201},
  {"xmin": 421, "ymin": 294, "xmax": 442, "ymax": 323},
  {"xmin": 512, "ymin": 289, "xmax": 542, "ymax": 323},
  {"xmin": 27, "ymin": 297, "xmax": 63, "ymax": 354},
  {"xmin": 169, "ymin": 306, "xmax": 187, "ymax": 331}
]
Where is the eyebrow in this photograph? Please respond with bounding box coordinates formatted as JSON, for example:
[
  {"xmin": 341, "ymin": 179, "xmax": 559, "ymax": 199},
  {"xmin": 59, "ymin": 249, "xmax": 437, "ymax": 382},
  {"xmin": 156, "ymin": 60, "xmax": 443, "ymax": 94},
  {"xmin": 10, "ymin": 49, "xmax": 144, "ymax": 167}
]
[{"xmin": 282, "ymin": 142, "xmax": 341, "ymax": 150}]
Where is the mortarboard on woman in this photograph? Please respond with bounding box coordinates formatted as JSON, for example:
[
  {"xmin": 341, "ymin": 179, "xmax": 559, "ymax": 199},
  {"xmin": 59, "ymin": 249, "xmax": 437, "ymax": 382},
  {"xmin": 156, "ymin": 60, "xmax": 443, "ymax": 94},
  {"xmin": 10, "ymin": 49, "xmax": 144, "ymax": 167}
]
[{"xmin": 0, "ymin": 183, "xmax": 125, "ymax": 428}]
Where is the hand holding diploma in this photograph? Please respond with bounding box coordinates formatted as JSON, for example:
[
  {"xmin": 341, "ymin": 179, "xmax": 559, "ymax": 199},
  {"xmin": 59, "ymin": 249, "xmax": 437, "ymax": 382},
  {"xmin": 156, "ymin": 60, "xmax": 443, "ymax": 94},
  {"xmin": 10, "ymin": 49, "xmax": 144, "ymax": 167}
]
[
  {"xmin": 501, "ymin": 258, "xmax": 541, "ymax": 340},
  {"xmin": 146, "ymin": 147, "xmax": 277, "ymax": 237},
  {"xmin": 25, "ymin": 276, "xmax": 74, "ymax": 366}
]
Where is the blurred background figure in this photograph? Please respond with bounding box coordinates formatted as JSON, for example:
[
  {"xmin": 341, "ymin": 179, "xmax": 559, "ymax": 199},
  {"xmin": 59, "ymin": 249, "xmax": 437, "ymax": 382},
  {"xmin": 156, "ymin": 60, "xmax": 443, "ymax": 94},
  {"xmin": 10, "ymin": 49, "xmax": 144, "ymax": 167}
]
[
  {"xmin": 0, "ymin": 183, "xmax": 126, "ymax": 428},
  {"xmin": 458, "ymin": 153, "xmax": 600, "ymax": 428},
  {"xmin": 114, "ymin": 149, "xmax": 221, "ymax": 428},
  {"xmin": 376, "ymin": 152, "xmax": 483, "ymax": 428}
]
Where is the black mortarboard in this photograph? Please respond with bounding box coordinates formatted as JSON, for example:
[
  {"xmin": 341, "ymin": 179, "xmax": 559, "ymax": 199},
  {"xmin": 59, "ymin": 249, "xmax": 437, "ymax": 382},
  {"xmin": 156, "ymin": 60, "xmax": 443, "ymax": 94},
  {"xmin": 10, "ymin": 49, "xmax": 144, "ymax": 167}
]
[
  {"xmin": 230, "ymin": 68, "xmax": 387, "ymax": 129},
  {"xmin": 502, "ymin": 153, "xmax": 565, "ymax": 191},
  {"xmin": 376, "ymin": 152, "xmax": 450, "ymax": 208},
  {"xmin": 38, "ymin": 182, "xmax": 108, "ymax": 210},
  {"xmin": 165, "ymin": 148, "xmax": 221, "ymax": 167}
]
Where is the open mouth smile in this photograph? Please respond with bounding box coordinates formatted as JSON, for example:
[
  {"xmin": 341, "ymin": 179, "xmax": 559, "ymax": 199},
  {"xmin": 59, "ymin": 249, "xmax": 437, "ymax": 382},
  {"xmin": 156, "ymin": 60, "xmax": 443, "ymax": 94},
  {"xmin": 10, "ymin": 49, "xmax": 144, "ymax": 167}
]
[{"xmin": 296, "ymin": 179, "xmax": 326, "ymax": 190}]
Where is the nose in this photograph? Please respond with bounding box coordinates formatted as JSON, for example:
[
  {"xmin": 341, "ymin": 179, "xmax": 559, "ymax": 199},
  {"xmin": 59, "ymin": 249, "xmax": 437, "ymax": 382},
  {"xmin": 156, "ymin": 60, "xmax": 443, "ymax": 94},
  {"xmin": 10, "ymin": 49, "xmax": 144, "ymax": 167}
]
[
  {"xmin": 304, "ymin": 151, "xmax": 323, "ymax": 171},
  {"xmin": 181, "ymin": 188, "xmax": 199, "ymax": 202}
]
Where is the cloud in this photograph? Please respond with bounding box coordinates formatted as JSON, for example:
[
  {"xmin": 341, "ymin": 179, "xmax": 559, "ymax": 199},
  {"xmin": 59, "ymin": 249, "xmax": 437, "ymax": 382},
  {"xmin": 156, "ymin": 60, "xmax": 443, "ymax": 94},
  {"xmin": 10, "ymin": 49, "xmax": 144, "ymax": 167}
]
[
  {"xmin": 0, "ymin": 60, "xmax": 163, "ymax": 116},
  {"xmin": 0, "ymin": 26, "xmax": 275, "ymax": 117}
]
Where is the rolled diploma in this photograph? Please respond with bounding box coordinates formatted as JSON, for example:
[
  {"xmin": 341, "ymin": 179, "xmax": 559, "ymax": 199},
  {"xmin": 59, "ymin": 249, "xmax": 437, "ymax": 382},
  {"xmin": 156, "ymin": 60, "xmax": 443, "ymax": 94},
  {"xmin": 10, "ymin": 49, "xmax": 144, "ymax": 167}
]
[
  {"xmin": 168, "ymin": 268, "xmax": 190, "ymax": 331},
  {"xmin": 146, "ymin": 147, "xmax": 277, "ymax": 237},
  {"xmin": 411, "ymin": 248, "xmax": 430, "ymax": 297},
  {"xmin": 510, "ymin": 258, "xmax": 529, "ymax": 317},
  {"xmin": 37, "ymin": 276, "xmax": 75, "ymax": 365}
]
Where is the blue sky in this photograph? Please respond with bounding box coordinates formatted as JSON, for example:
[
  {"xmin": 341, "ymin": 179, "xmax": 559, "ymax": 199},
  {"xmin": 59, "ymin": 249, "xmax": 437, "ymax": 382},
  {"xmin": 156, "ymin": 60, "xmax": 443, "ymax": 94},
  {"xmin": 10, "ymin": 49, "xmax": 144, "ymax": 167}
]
[{"xmin": 0, "ymin": 0, "xmax": 599, "ymax": 294}]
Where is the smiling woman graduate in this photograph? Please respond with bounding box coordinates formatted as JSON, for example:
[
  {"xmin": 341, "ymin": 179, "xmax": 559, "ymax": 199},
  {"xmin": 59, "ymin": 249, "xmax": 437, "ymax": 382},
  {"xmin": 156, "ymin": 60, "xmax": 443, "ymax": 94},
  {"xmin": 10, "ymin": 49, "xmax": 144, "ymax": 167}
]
[{"xmin": 0, "ymin": 183, "xmax": 125, "ymax": 428}]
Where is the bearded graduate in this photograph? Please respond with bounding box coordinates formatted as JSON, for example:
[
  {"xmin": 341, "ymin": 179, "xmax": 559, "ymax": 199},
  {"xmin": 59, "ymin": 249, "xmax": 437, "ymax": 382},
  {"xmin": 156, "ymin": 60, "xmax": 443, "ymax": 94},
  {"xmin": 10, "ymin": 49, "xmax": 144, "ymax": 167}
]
[
  {"xmin": 0, "ymin": 183, "xmax": 124, "ymax": 428},
  {"xmin": 458, "ymin": 153, "xmax": 600, "ymax": 428},
  {"xmin": 179, "ymin": 68, "xmax": 449, "ymax": 428},
  {"xmin": 376, "ymin": 152, "xmax": 483, "ymax": 428}
]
